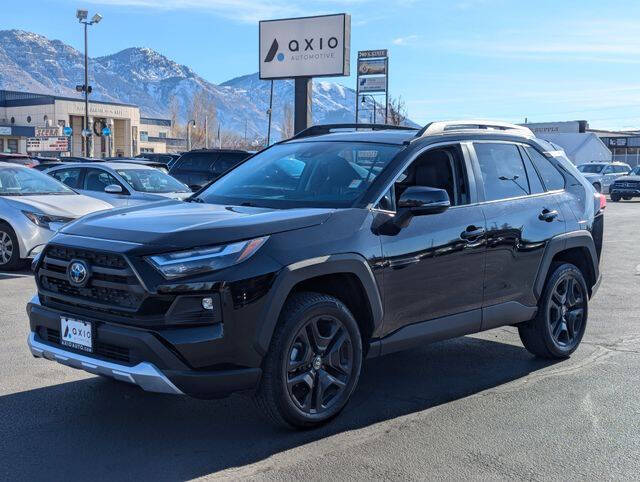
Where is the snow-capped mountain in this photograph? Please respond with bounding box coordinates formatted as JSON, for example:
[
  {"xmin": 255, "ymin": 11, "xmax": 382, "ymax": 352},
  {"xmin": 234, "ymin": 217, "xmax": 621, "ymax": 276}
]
[{"xmin": 0, "ymin": 30, "xmax": 409, "ymax": 139}]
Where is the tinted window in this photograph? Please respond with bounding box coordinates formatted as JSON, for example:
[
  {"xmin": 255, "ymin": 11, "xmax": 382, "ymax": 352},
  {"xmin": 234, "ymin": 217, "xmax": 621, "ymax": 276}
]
[
  {"xmin": 578, "ymin": 164, "xmax": 605, "ymax": 174},
  {"xmin": 84, "ymin": 169, "xmax": 123, "ymax": 192},
  {"xmin": 475, "ymin": 143, "xmax": 530, "ymax": 201},
  {"xmin": 175, "ymin": 153, "xmax": 218, "ymax": 172},
  {"xmin": 614, "ymin": 165, "xmax": 629, "ymax": 173},
  {"xmin": 52, "ymin": 168, "xmax": 82, "ymax": 188},
  {"xmin": 524, "ymin": 146, "xmax": 565, "ymax": 191},
  {"xmin": 519, "ymin": 147, "xmax": 544, "ymax": 194},
  {"xmin": 215, "ymin": 153, "xmax": 247, "ymax": 174}
]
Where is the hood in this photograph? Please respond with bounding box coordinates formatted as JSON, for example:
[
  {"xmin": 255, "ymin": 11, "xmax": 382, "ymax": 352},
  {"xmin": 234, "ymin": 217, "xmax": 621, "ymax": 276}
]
[
  {"xmin": 61, "ymin": 200, "xmax": 334, "ymax": 249},
  {"xmin": 614, "ymin": 175, "xmax": 640, "ymax": 182},
  {"xmin": 3, "ymin": 194, "xmax": 112, "ymax": 218}
]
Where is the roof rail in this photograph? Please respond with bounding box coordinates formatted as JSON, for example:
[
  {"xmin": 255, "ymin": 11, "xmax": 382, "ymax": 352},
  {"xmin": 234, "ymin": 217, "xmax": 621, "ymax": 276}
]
[
  {"xmin": 414, "ymin": 120, "xmax": 534, "ymax": 138},
  {"xmin": 291, "ymin": 123, "xmax": 418, "ymax": 140}
]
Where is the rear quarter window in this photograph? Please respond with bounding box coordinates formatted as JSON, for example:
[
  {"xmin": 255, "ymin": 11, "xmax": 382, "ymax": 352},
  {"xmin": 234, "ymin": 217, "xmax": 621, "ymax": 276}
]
[{"xmin": 524, "ymin": 146, "xmax": 565, "ymax": 191}]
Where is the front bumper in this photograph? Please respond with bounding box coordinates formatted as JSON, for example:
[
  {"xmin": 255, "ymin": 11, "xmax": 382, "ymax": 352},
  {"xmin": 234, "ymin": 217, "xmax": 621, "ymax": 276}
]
[
  {"xmin": 28, "ymin": 332, "xmax": 183, "ymax": 394},
  {"xmin": 27, "ymin": 296, "xmax": 262, "ymax": 398},
  {"xmin": 610, "ymin": 187, "xmax": 640, "ymax": 197}
]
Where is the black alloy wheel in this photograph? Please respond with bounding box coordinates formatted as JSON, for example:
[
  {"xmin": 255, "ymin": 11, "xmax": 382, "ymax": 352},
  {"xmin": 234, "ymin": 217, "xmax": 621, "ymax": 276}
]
[
  {"xmin": 519, "ymin": 263, "xmax": 589, "ymax": 358},
  {"xmin": 285, "ymin": 314, "xmax": 354, "ymax": 414},
  {"xmin": 255, "ymin": 292, "xmax": 363, "ymax": 429},
  {"xmin": 547, "ymin": 274, "xmax": 586, "ymax": 349}
]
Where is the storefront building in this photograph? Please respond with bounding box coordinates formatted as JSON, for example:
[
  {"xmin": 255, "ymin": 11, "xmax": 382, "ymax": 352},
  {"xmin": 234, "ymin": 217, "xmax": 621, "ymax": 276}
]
[{"xmin": 0, "ymin": 90, "xmax": 179, "ymax": 157}]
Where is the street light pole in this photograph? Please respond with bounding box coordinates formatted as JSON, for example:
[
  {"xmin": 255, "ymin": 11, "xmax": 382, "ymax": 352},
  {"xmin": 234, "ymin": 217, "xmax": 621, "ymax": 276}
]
[
  {"xmin": 361, "ymin": 95, "xmax": 376, "ymax": 124},
  {"xmin": 187, "ymin": 120, "xmax": 195, "ymax": 151},
  {"xmin": 83, "ymin": 21, "xmax": 89, "ymax": 156},
  {"xmin": 76, "ymin": 9, "xmax": 102, "ymax": 157}
]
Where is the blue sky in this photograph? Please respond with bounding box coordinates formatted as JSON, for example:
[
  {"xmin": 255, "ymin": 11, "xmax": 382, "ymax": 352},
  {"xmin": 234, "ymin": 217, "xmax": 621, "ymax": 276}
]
[{"xmin": 4, "ymin": 0, "xmax": 640, "ymax": 130}]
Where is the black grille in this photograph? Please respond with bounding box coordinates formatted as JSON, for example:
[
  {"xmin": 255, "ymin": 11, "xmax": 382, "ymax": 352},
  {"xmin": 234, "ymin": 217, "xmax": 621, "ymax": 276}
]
[
  {"xmin": 614, "ymin": 180, "xmax": 640, "ymax": 188},
  {"xmin": 37, "ymin": 245, "xmax": 145, "ymax": 313},
  {"xmin": 42, "ymin": 327, "xmax": 131, "ymax": 364}
]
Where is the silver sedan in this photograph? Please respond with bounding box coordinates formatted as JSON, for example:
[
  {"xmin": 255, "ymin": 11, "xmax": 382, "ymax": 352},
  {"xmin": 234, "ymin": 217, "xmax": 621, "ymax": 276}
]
[
  {"xmin": 45, "ymin": 162, "xmax": 192, "ymax": 208},
  {"xmin": 0, "ymin": 163, "xmax": 112, "ymax": 270}
]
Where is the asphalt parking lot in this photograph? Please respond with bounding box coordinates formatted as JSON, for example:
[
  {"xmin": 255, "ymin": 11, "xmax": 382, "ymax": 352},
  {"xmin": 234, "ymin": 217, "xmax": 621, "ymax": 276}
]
[{"xmin": 1, "ymin": 201, "xmax": 639, "ymax": 481}]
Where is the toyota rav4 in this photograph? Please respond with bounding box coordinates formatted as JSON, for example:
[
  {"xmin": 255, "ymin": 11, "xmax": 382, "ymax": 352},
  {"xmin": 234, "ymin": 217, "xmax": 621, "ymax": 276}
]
[{"xmin": 27, "ymin": 121, "xmax": 604, "ymax": 429}]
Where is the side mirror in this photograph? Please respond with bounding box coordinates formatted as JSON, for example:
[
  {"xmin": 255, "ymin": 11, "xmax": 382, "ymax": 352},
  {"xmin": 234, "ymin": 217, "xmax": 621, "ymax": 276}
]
[
  {"xmin": 104, "ymin": 184, "xmax": 123, "ymax": 194},
  {"xmin": 397, "ymin": 186, "xmax": 450, "ymax": 216}
]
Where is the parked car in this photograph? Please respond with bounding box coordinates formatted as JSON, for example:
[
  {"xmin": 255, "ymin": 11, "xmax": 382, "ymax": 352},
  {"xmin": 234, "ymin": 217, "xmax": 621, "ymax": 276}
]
[
  {"xmin": 0, "ymin": 163, "xmax": 111, "ymax": 270},
  {"xmin": 45, "ymin": 162, "xmax": 191, "ymax": 207},
  {"xmin": 0, "ymin": 153, "xmax": 39, "ymax": 168},
  {"xmin": 169, "ymin": 148, "xmax": 250, "ymax": 191},
  {"xmin": 27, "ymin": 121, "xmax": 604, "ymax": 428},
  {"xmin": 135, "ymin": 153, "xmax": 180, "ymax": 166},
  {"xmin": 104, "ymin": 157, "xmax": 170, "ymax": 174},
  {"xmin": 576, "ymin": 161, "xmax": 631, "ymax": 193},
  {"xmin": 610, "ymin": 165, "xmax": 640, "ymax": 201},
  {"xmin": 31, "ymin": 157, "xmax": 63, "ymax": 171}
]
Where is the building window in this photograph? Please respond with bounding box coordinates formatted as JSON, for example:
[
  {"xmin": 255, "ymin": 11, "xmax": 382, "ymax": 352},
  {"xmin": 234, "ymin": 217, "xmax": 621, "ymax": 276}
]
[
  {"xmin": 7, "ymin": 139, "xmax": 18, "ymax": 153},
  {"xmin": 140, "ymin": 131, "xmax": 149, "ymax": 141},
  {"xmin": 44, "ymin": 115, "xmax": 48, "ymax": 124},
  {"xmin": 159, "ymin": 132, "xmax": 167, "ymax": 138},
  {"xmin": 10, "ymin": 117, "xmax": 15, "ymax": 124},
  {"xmin": 141, "ymin": 147, "xmax": 154, "ymax": 153},
  {"xmin": 27, "ymin": 116, "xmax": 31, "ymax": 123},
  {"xmin": 0, "ymin": 139, "xmax": 4, "ymax": 153}
]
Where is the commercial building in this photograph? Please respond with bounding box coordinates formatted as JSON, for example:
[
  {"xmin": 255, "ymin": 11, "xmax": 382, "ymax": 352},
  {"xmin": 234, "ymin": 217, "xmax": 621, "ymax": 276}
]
[
  {"xmin": 589, "ymin": 129, "xmax": 640, "ymax": 167},
  {"xmin": 520, "ymin": 120, "xmax": 612, "ymax": 165},
  {"xmin": 0, "ymin": 90, "xmax": 184, "ymax": 157}
]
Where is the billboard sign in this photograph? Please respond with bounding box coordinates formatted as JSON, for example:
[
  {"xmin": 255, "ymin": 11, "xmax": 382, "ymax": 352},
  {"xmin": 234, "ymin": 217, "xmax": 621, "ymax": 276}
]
[
  {"xmin": 358, "ymin": 76, "xmax": 387, "ymax": 93},
  {"xmin": 259, "ymin": 14, "xmax": 351, "ymax": 79},
  {"xmin": 0, "ymin": 127, "xmax": 11, "ymax": 136},
  {"xmin": 26, "ymin": 137, "xmax": 69, "ymax": 152},
  {"xmin": 358, "ymin": 59, "xmax": 386, "ymax": 75}
]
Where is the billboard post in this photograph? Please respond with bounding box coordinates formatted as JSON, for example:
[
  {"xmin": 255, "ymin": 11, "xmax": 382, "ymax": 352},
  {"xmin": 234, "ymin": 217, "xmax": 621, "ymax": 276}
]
[{"xmin": 259, "ymin": 14, "xmax": 351, "ymax": 135}]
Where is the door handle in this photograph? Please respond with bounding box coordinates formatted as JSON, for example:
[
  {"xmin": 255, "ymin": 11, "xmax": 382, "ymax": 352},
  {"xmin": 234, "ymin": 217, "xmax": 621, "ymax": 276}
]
[
  {"xmin": 538, "ymin": 209, "xmax": 559, "ymax": 222},
  {"xmin": 460, "ymin": 225, "xmax": 485, "ymax": 240}
]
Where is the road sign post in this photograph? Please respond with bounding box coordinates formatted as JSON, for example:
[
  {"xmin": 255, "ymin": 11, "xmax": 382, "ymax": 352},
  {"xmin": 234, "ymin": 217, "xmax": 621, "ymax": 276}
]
[{"xmin": 356, "ymin": 49, "xmax": 389, "ymax": 125}]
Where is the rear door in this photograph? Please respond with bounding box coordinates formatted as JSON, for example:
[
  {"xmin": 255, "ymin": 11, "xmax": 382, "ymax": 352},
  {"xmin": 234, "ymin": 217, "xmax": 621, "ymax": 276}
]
[
  {"xmin": 471, "ymin": 141, "xmax": 566, "ymax": 328},
  {"xmin": 81, "ymin": 167, "xmax": 130, "ymax": 207},
  {"xmin": 49, "ymin": 167, "xmax": 84, "ymax": 190}
]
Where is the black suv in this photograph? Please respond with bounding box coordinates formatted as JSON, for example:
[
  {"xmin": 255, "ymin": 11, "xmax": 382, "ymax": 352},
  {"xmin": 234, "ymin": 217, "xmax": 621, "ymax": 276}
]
[
  {"xmin": 27, "ymin": 122, "xmax": 604, "ymax": 429},
  {"xmin": 610, "ymin": 165, "xmax": 640, "ymax": 201},
  {"xmin": 169, "ymin": 148, "xmax": 250, "ymax": 191}
]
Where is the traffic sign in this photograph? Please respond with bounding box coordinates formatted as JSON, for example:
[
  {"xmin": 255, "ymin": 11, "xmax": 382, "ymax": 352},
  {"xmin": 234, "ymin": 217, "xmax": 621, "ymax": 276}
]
[
  {"xmin": 63, "ymin": 126, "xmax": 73, "ymax": 136},
  {"xmin": 101, "ymin": 126, "xmax": 111, "ymax": 136}
]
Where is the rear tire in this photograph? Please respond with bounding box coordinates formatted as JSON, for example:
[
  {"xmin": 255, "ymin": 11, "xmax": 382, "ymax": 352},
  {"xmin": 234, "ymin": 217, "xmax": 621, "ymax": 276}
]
[
  {"xmin": 611, "ymin": 193, "xmax": 621, "ymax": 202},
  {"xmin": 519, "ymin": 263, "xmax": 588, "ymax": 359},
  {"xmin": 255, "ymin": 292, "xmax": 363, "ymax": 429},
  {"xmin": 623, "ymin": 196, "xmax": 632, "ymax": 200},
  {"xmin": 0, "ymin": 223, "xmax": 25, "ymax": 271}
]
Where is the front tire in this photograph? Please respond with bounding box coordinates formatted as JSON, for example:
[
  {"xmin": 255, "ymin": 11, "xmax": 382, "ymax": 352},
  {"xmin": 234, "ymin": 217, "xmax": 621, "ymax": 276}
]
[
  {"xmin": 0, "ymin": 223, "xmax": 24, "ymax": 271},
  {"xmin": 255, "ymin": 292, "xmax": 363, "ymax": 429},
  {"xmin": 593, "ymin": 182, "xmax": 601, "ymax": 193},
  {"xmin": 519, "ymin": 263, "xmax": 588, "ymax": 359}
]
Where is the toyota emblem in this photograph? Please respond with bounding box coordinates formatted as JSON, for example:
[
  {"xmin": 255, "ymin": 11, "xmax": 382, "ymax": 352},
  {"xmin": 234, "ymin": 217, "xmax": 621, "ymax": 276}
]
[{"xmin": 67, "ymin": 260, "xmax": 89, "ymax": 287}]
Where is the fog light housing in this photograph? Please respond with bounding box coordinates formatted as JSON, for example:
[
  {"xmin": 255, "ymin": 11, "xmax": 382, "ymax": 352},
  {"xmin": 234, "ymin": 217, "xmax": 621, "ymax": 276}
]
[{"xmin": 201, "ymin": 297, "xmax": 214, "ymax": 311}]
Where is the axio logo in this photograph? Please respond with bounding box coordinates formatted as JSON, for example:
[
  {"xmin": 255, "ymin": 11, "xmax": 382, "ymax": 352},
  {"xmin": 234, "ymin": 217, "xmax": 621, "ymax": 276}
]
[{"xmin": 264, "ymin": 39, "xmax": 285, "ymax": 63}]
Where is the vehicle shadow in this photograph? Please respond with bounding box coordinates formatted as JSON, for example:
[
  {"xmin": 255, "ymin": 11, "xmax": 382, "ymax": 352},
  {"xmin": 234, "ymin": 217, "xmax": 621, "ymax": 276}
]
[
  {"xmin": 0, "ymin": 336, "xmax": 557, "ymax": 481},
  {"xmin": 0, "ymin": 269, "xmax": 33, "ymax": 280}
]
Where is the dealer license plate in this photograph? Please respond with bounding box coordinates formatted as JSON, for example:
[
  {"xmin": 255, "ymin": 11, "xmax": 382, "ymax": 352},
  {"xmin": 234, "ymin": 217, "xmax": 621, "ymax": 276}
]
[{"xmin": 60, "ymin": 317, "xmax": 93, "ymax": 352}]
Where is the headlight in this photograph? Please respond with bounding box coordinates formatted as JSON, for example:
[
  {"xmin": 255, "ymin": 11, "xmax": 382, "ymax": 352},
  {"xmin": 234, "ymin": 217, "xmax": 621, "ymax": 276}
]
[
  {"xmin": 146, "ymin": 236, "xmax": 269, "ymax": 279},
  {"xmin": 22, "ymin": 211, "xmax": 74, "ymax": 230}
]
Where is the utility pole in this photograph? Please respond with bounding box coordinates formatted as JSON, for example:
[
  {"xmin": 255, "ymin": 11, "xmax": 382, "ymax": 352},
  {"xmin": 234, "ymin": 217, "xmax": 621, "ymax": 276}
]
[{"xmin": 204, "ymin": 115, "xmax": 208, "ymax": 148}]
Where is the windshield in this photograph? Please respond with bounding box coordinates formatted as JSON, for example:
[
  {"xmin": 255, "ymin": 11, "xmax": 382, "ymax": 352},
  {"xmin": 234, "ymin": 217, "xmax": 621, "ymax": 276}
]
[
  {"xmin": 116, "ymin": 169, "xmax": 190, "ymax": 193},
  {"xmin": 630, "ymin": 166, "xmax": 640, "ymax": 176},
  {"xmin": 0, "ymin": 166, "xmax": 75, "ymax": 196},
  {"xmin": 197, "ymin": 141, "xmax": 402, "ymax": 208},
  {"xmin": 577, "ymin": 164, "xmax": 605, "ymax": 174}
]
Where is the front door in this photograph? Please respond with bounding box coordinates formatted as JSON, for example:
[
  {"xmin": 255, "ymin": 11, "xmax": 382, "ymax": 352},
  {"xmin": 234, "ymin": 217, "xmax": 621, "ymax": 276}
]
[{"xmin": 378, "ymin": 144, "xmax": 486, "ymax": 336}]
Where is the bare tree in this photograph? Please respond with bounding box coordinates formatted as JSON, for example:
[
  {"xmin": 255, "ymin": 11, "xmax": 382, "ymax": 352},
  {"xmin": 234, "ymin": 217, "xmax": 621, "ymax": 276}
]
[
  {"xmin": 187, "ymin": 89, "xmax": 217, "ymax": 148},
  {"xmin": 386, "ymin": 96, "xmax": 408, "ymax": 126},
  {"xmin": 281, "ymin": 104, "xmax": 294, "ymax": 140},
  {"xmin": 168, "ymin": 95, "xmax": 182, "ymax": 138}
]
